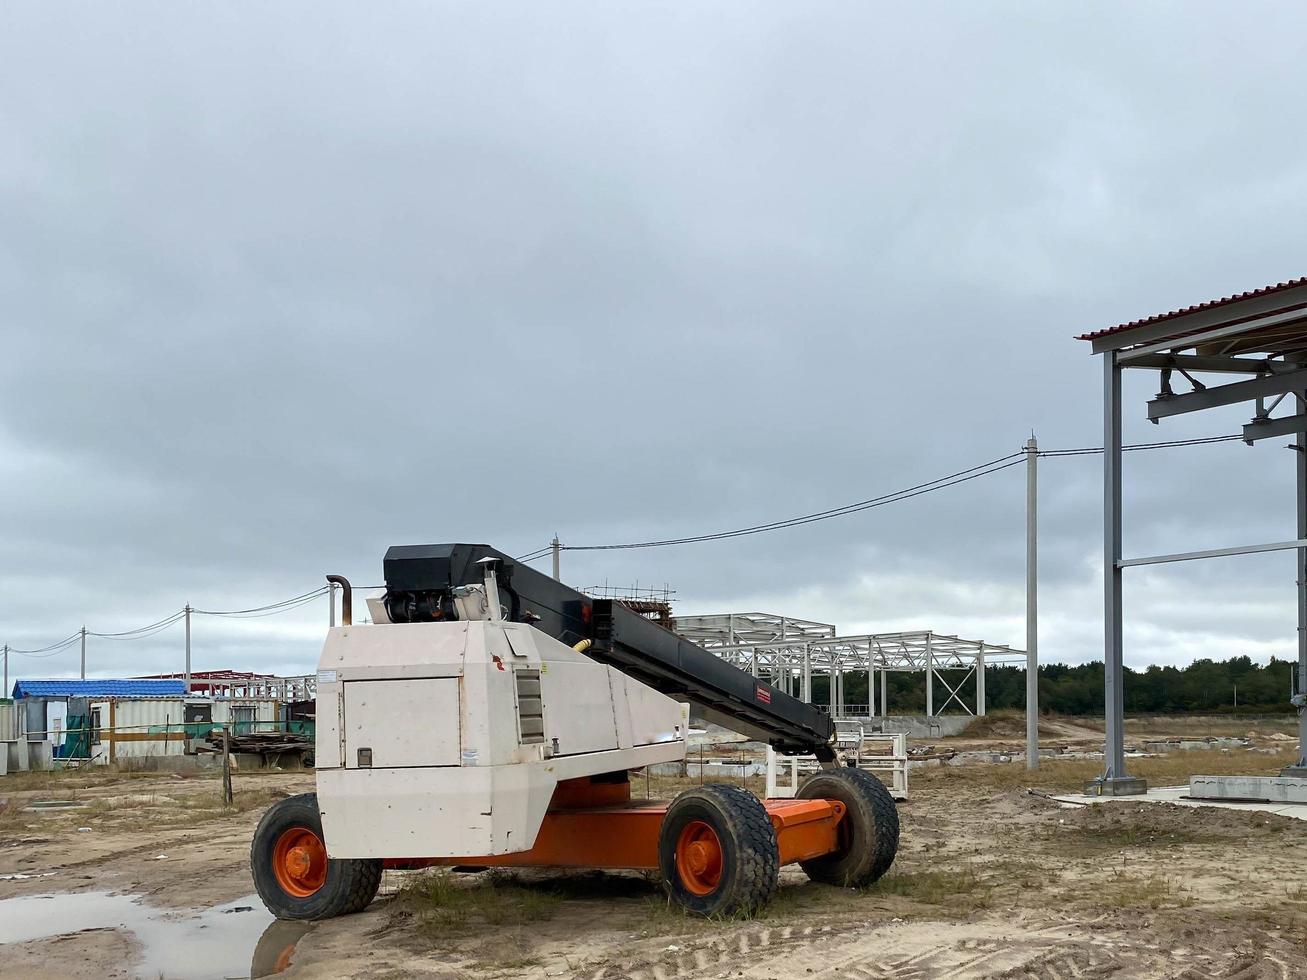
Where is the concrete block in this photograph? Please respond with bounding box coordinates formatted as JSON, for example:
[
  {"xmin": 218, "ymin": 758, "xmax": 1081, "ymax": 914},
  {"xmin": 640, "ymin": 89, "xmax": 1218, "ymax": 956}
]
[{"xmin": 1190, "ymin": 775, "xmax": 1307, "ymax": 803}]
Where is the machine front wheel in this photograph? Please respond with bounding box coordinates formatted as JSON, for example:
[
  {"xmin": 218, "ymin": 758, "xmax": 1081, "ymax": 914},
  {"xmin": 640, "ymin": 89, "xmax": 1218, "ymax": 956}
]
[
  {"xmin": 251, "ymin": 792, "xmax": 383, "ymax": 920},
  {"xmin": 657, "ymin": 784, "xmax": 779, "ymax": 916},
  {"xmin": 795, "ymin": 767, "xmax": 899, "ymax": 887}
]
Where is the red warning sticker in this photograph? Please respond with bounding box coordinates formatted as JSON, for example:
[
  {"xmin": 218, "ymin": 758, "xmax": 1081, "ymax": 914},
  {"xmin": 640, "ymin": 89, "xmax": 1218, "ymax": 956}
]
[{"xmin": 756, "ymin": 684, "xmax": 771, "ymax": 704}]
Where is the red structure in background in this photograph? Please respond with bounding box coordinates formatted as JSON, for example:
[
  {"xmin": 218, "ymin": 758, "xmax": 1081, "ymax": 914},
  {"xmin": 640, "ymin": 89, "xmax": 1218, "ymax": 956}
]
[{"xmin": 137, "ymin": 669, "xmax": 315, "ymax": 700}]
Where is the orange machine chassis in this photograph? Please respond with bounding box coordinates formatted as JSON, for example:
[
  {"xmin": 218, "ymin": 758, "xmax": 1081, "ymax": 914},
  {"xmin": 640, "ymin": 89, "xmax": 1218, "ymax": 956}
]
[{"xmin": 382, "ymin": 776, "xmax": 846, "ymax": 872}]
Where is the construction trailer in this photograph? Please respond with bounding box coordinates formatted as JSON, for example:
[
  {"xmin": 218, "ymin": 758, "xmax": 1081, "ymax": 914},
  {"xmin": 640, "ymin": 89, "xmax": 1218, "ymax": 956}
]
[
  {"xmin": 4, "ymin": 679, "xmax": 281, "ymax": 767},
  {"xmin": 86, "ymin": 694, "xmax": 281, "ymax": 763},
  {"xmin": 251, "ymin": 544, "xmax": 901, "ymax": 921}
]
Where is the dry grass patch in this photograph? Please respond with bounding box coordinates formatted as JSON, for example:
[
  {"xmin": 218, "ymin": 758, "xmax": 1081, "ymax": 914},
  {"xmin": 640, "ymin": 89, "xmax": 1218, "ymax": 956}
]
[
  {"xmin": 863, "ymin": 866, "xmax": 994, "ymax": 914},
  {"xmin": 1097, "ymin": 872, "xmax": 1194, "ymax": 910}
]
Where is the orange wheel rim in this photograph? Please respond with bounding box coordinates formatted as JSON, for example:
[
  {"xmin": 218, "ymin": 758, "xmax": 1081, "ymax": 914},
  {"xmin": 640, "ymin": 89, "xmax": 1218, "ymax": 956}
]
[
  {"xmin": 272, "ymin": 826, "xmax": 327, "ymax": 898},
  {"xmin": 675, "ymin": 820, "xmax": 724, "ymax": 895}
]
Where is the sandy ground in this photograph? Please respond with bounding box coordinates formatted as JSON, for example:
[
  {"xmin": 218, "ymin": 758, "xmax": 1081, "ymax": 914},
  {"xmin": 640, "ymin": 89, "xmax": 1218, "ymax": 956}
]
[{"xmin": 3, "ymin": 716, "xmax": 1306, "ymax": 979}]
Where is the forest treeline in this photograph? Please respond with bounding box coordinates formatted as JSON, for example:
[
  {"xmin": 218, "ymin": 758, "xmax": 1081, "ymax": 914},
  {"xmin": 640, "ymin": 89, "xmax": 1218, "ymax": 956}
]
[{"xmin": 806, "ymin": 655, "xmax": 1294, "ymax": 715}]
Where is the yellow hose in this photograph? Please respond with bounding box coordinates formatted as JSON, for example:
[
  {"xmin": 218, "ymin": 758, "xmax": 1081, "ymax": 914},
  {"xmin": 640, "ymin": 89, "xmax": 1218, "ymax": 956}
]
[{"xmin": 572, "ymin": 639, "xmax": 592, "ymax": 654}]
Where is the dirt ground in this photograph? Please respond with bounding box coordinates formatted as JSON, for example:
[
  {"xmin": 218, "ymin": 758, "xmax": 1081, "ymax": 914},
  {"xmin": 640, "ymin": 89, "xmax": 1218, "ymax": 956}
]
[{"xmin": 2, "ymin": 716, "xmax": 1306, "ymax": 979}]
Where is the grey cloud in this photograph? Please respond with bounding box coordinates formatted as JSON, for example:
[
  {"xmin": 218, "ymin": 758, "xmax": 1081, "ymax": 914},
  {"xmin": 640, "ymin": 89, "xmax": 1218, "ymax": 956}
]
[{"xmin": 3, "ymin": 2, "xmax": 1307, "ymax": 679}]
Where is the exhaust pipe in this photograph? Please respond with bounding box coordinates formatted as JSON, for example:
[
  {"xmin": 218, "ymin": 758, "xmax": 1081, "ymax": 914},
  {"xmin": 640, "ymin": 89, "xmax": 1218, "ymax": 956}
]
[{"xmin": 326, "ymin": 575, "xmax": 352, "ymax": 626}]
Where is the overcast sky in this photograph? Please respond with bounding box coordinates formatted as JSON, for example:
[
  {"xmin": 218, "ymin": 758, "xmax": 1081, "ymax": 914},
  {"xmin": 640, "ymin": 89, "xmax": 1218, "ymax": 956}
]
[{"xmin": 4, "ymin": 3, "xmax": 1307, "ymax": 684}]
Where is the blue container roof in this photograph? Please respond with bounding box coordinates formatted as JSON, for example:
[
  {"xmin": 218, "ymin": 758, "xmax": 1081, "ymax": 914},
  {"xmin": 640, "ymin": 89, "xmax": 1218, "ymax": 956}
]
[{"xmin": 10, "ymin": 679, "xmax": 189, "ymax": 699}]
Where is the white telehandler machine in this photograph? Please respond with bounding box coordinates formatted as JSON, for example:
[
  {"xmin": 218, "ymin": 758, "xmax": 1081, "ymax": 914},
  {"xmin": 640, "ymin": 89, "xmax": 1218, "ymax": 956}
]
[{"xmin": 251, "ymin": 544, "xmax": 898, "ymax": 918}]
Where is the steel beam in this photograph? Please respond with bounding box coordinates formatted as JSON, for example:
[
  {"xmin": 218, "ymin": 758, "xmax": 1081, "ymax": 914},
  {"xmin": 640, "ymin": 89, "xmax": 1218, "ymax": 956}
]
[
  {"xmin": 1119, "ymin": 539, "xmax": 1307, "ymax": 568},
  {"xmin": 1244, "ymin": 413, "xmax": 1307, "ymax": 444},
  {"xmin": 1125, "ymin": 353, "xmax": 1272, "ymax": 374},
  {"xmin": 1147, "ymin": 367, "xmax": 1307, "ymax": 421}
]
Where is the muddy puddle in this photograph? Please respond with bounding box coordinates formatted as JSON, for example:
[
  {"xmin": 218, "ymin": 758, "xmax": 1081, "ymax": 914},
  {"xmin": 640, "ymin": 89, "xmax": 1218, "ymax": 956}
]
[{"xmin": 0, "ymin": 891, "xmax": 312, "ymax": 978}]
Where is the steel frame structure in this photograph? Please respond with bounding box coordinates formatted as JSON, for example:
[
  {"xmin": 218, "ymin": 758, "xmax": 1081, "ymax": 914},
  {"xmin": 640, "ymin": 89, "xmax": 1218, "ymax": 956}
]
[
  {"xmin": 1081, "ymin": 277, "xmax": 1307, "ymax": 795},
  {"xmin": 675, "ymin": 614, "xmax": 1025, "ymax": 718}
]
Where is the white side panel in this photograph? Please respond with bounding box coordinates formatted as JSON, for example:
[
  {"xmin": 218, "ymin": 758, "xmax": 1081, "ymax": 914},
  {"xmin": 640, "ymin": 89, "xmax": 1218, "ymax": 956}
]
[
  {"xmin": 316, "ymin": 683, "xmax": 342, "ymax": 769},
  {"xmin": 614, "ymin": 671, "xmax": 688, "ymax": 748},
  {"xmin": 538, "ymin": 661, "xmax": 619, "ymax": 756},
  {"xmin": 343, "ymin": 679, "xmax": 461, "ymax": 769}
]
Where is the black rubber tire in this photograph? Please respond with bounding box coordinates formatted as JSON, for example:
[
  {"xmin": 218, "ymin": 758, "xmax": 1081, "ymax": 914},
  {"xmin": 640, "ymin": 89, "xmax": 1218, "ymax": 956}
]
[
  {"xmin": 250, "ymin": 792, "xmax": 383, "ymax": 920},
  {"xmin": 657, "ymin": 783, "xmax": 779, "ymax": 917},
  {"xmin": 796, "ymin": 768, "xmax": 899, "ymax": 888}
]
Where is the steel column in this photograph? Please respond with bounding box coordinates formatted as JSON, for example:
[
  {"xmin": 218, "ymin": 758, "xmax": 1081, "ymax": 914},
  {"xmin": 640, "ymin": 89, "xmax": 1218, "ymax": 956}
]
[
  {"xmin": 802, "ymin": 648, "xmax": 811, "ymax": 703},
  {"xmin": 880, "ymin": 667, "xmax": 887, "ymax": 718},
  {"xmin": 976, "ymin": 643, "xmax": 986, "ymax": 717},
  {"xmin": 1090, "ymin": 351, "xmax": 1145, "ymax": 795},
  {"xmin": 925, "ymin": 633, "xmax": 934, "ymax": 717},
  {"xmin": 1294, "ymin": 406, "xmax": 1307, "ymax": 770},
  {"xmin": 868, "ymin": 662, "xmax": 876, "ymax": 717}
]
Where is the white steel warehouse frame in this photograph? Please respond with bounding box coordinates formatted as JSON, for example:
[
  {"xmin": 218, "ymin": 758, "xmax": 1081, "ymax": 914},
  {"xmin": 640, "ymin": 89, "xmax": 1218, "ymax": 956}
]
[{"xmin": 675, "ymin": 613, "xmax": 1025, "ymax": 718}]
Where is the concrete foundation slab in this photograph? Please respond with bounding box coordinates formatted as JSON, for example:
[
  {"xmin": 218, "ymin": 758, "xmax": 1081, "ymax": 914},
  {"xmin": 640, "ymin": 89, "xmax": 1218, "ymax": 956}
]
[
  {"xmin": 1189, "ymin": 774, "xmax": 1307, "ymax": 803},
  {"xmin": 1051, "ymin": 784, "xmax": 1307, "ymax": 821}
]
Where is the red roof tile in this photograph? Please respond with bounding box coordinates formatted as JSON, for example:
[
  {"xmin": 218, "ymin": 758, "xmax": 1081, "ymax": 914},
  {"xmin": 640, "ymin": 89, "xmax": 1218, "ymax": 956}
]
[{"xmin": 1078, "ymin": 277, "xmax": 1307, "ymax": 342}]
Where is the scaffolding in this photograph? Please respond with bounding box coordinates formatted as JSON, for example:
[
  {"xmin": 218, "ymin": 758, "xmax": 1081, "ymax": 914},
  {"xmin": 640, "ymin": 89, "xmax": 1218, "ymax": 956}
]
[{"xmin": 674, "ymin": 614, "xmax": 1025, "ymax": 718}]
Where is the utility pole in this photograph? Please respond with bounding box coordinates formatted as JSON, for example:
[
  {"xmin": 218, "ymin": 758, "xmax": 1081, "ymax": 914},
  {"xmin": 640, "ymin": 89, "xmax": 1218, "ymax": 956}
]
[
  {"xmin": 184, "ymin": 604, "xmax": 192, "ymax": 693},
  {"xmin": 551, "ymin": 535, "xmax": 561, "ymax": 581},
  {"xmin": 1026, "ymin": 435, "xmax": 1040, "ymax": 771},
  {"xmin": 3, "ymin": 644, "xmax": 7, "ymax": 697},
  {"xmin": 80, "ymin": 627, "xmax": 87, "ymax": 681}
]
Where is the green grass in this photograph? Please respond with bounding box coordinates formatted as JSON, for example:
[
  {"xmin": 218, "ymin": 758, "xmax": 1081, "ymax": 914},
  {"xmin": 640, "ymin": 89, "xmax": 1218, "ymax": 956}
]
[{"xmin": 392, "ymin": 869, "xmax": 565, "ymax": 945}]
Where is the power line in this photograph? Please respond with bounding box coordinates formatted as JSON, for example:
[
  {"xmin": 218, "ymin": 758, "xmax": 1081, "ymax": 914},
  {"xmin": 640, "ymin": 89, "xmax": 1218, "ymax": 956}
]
[
  {"xmin": 7, "ymin": 587, "xmax": 331, "ymax": 660},
  {"xmin": 1038, "ymin": 433, "xmax": 1245, "ymax": 458},
  {"xmin": 542, "ymin": 432, "xmax": 1247, "ymax": 558},
  {"xmin": 196, "ymin": 592, "xmax": 326, "ymax": 620},
  {"xmin": 90, "ymin": 610, "xmax": 186, "ymax": 639},
  {"xmin": 12, "ymin": 632, "xmax": 82, "ymax": 657},
  {"xmin": 193, "ymin": 587, "xmax": 328, "ymax": 617},
  {"xmin": 563, "ymin": 452, "xmax": 1027, "ymax": 553}
]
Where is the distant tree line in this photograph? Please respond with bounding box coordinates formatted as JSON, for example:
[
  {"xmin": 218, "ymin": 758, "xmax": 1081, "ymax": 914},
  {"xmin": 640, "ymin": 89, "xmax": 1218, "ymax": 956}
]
[{"xmin": 804, "ymin": 655, "xmax": 1294, "ymax": 715}]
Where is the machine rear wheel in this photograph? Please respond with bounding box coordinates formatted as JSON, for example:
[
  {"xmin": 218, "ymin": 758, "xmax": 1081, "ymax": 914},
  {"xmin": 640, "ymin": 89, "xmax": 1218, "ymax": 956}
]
[
  {"xmin": 657, "ymin": 784, "xmax": 778, "ymax": 916},
  {"xmin": 251, "ymin": 792, "xmax": 383, "ymax": 920},
  {"xmin": 796, "ymin": 768, "xmax": 899, "ymax": 887}
]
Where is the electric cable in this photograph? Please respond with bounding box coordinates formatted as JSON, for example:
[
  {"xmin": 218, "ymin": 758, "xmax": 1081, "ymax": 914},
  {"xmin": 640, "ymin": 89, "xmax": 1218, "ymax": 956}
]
[
  {"xmin": 90, "ymin": 610, "xmax": 186, "ymax": 639},
  {"xmin": 564, "ymin": 453, "xmax": 1027, "ymax": 552},
  {"xmin": 11, "ymin": 632, "xmax": 82, "ymax": 657},
  {"xmin": 193, "ymin": 587, "xmax": 328, "ymax": 617}
]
